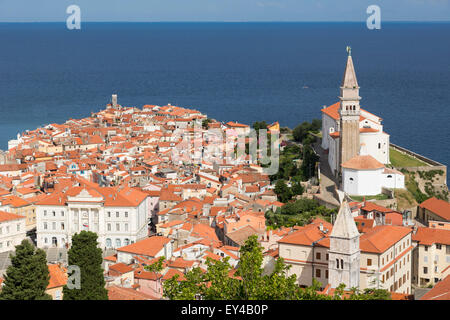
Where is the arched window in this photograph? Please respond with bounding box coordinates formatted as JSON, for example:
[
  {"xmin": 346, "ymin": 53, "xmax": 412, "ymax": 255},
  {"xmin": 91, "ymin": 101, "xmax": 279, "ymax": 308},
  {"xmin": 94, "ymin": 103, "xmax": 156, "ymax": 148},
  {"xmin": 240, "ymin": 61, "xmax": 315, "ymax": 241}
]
[
  {"xmin": 115, "ymin": 238, "xmax": 121, "ymax": 248},
  {"xmin": 106, "ymin": 238, "xmax": 112, "ymax": 248},
  {"xmin": 378, "ymin": 143, "xmax": 381, "ymax": 149},
  {"xmin": 52, "ymin": 237, "xmax": 58, "ymax": 247},
  {"xmin": 336, "ymin": 259, "xmax": 340, "ymax": 269},
  {"xmin": 124, "ymin": 238, "xmax": 130, "ymax": 246}
]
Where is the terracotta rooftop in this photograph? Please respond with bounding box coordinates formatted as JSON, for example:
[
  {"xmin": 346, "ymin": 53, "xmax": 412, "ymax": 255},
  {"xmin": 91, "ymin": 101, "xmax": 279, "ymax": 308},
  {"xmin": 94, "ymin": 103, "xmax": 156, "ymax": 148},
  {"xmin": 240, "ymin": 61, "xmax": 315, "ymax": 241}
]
[
  {"xmin": 419, "ymin": 197, "xmax": 450, "ymax": 221},
  {"xmin": 341, "ymin": 155, "xmax": 385, "ymax": 170}
]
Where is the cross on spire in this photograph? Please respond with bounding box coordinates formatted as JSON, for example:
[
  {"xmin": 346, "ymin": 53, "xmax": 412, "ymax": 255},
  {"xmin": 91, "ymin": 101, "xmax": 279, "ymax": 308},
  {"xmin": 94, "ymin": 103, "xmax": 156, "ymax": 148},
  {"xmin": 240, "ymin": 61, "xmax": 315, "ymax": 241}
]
[{"xmin": 346, "ymin": 46, "xmax": 352, "ymax": 56}]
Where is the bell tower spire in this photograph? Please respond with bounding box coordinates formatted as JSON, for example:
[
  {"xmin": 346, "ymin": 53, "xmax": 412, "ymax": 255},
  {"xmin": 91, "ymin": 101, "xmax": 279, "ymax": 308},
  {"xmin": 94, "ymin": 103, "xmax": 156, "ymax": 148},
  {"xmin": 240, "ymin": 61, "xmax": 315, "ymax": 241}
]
[
  {"xmin": 328, "ymin": 200, "xmax": 360, "ymax": 289},
  {"xmin": 339, "ymin": 46, "xmax": 361, "ymax": 173}
]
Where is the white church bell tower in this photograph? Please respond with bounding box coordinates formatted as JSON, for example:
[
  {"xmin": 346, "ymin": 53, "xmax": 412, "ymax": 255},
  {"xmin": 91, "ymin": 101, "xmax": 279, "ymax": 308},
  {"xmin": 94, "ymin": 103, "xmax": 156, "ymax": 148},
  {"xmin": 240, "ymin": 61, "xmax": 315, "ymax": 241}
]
[{"xmin": 328, "ymin": 200, "xmax": 360, "ymax": 289}]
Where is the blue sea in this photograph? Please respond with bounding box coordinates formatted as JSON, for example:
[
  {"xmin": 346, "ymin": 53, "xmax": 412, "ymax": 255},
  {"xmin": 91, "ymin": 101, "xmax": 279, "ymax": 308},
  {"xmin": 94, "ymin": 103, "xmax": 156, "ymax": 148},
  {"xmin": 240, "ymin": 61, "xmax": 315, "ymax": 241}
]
[{"xmin": 0, "ymin": 22, "xmax": 449, "ymax": 170}]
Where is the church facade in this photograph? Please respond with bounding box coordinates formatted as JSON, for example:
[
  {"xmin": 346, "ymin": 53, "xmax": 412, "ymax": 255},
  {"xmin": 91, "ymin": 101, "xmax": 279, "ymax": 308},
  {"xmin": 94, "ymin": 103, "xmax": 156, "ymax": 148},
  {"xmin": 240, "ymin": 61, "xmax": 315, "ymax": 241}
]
[
  {"xmin": 321, "ymin": 50, "xmax": 390, "ymax": 177},
  {"xmin": 321, "ymin": 49, "xmax": 404, "ymax": 196}
]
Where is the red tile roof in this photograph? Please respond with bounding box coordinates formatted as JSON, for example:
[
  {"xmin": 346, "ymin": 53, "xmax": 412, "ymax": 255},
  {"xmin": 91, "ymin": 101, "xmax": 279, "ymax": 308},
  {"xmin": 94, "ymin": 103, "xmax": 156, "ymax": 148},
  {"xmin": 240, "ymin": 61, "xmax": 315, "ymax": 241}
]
[
  {"xmin": 108, "ymin": 285, "xmax": 158, "ymax": 300},
  {"xmin": 0, "ymin": 210, "xmax": 25, "ymax": 223},
  {"xmin": 47, "ymin": 264, "xmax": 68, "ymax": 289},
  {"xmin": 419, "ymin": 197, "xmax": 450, "ymax": 221},
  {"xmin": 412, "ymin": 227, "xmax": 450, "ymax": 246},
  {"xmin": 420, "ymin": 275, "xmax": 450, "ymax": 300},
  {"xmin": 116, "ymin": 236, "xmax": 171, "ymax": 257},
  {"xmin": 341, "ymin": 155, "xmax": 385, "ymax": 170},
  {"xmin": 359, "ymin": 225, "xmax": 412, "ymax": 253}
]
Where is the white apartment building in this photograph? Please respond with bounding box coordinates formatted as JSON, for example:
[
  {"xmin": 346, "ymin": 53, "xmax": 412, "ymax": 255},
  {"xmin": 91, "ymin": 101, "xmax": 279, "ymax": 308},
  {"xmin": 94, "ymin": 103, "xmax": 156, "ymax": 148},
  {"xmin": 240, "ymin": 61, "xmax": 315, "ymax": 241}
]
[
  {"xmin": 35, "ymin": 185, "xmax": 149, "ymax": 249},
  {"xmin": 412, "ymin": 227, "xmax": 450, "ymax": 287},
  {"xmin": 0, "ymin": 211, "xmax": 26, "ymax": 253}
]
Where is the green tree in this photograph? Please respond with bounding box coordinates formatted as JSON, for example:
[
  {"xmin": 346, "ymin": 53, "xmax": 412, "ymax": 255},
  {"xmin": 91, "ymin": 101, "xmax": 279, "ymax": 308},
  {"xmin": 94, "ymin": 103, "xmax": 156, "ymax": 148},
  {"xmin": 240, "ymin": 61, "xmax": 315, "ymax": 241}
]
[
  {"xmin": 300, "ymin": 145, "xmax": 319, "ymax": 181},
  {"xmin": 274, "ymin": 179, "xmax": 293, "ymax": 203},
  {"xmin": 291, "ymin": 176, "xmax": 304, "ymax": 196},
  {"xmin": 0, "ymin": 240, "xmax": 51, "ymax": 300},
  {"xmin": 202, "ymin": 118, "xmax": 212, "ymax": 129},
  {"xmin": 292, "ymin": 122, "xmax": 311, "ymax": 142},
  {"xmin": 311, "ymin": 118, "xmax": 322, "ymax": 132},
  {"xmin": 62, "ymin": 231, "xmax": 108, "ymax": 300}
]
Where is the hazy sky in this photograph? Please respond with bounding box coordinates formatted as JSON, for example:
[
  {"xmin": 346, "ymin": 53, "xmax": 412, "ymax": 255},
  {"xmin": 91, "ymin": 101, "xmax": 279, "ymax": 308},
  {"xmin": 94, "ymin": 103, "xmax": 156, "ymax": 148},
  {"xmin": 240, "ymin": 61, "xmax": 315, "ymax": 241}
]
[{"xmin": 0, "ymin": 0, "xmax": 449, "ymax": 22}]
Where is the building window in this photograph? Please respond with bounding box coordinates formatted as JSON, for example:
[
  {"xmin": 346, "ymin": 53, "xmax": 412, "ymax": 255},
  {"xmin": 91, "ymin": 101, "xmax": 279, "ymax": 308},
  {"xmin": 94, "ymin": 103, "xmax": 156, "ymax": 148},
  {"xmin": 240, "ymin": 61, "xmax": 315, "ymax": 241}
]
[
  {"xmin": 107, "ymin": 212, "xmax": 111, "ymax": 218},
  {"xmin": 424, "ymin": 246, "xmax": 428, "ymax": 252},
  {"xmin": 316, "ymin": 269, "xmax": 321, "ymax": 278},
  {"xmin": 378, "ymin": 143, "xmax": 381, "ymax": 149},
  {"xmin": 326, "ymin": 254, "xmax": 329, "ymax": 260},
  {"xmin": 316, "ymin": 252, "xmax": 321, "ymax": 260},
  {"xmin": 336, "ymin": 259, "xmax": 340, "ymax": 269},
  {"xmin": 61, "ymin": 223, "xmax": 65, "ymax": 230},
  {"xmin": 107, "ymin": 223, "xmax": 111, "ymax": 231},
  {"xmin": 367, "ymin": 259, "xmax": 372, "ymax": 266},
  {"xmin": 52, "ymin": 222, "xmax": 56, "ymax": 230},
  {"xmin": 124, "ymin": 238, "xmax": 130, "ymax": 246},
  {"xmin": 116, "ymin": 223, "xmax": 120, "ymax": 231},
  {"xmin": 325, "ymin": 270, "xmax": 329, "ymax": 279},
  {"xmin": 61, "ymin": 211, "xmax": 64, "ymax": 217},
  {"xmin": 115, "ymin": 239, "xmax": 121, "ymax": 248},
  {"xmin": 44, "ymin": 222, "xmax": 48, "ymax": 230},
  {"xmin": 44, "ymin": 210, "xmax": 47, "ymax": 216},
  {"xmin": 52, "ymin": 211, "xmax": 56, "ymax": 217},
  {"xmin": 436, "ymin": 244, "xmax": 442, "ymax": 250},
  {"xmin": 17, "ymin": 224, "xmax": 20, "ymax": 231},
  {"xmin": 124, "ymin": 224, "xmax": 128, "ymax": 232},
  {"xmin": 116, "ymin": 212, "xmax": 119, "ymax": 218},
  {"xmin": 125, "ymin": 212, "xmax": 128, "ymax": 218},
  {"xmin": 106, "ymin": 238, "xmax": 112, "ymax": 248},
  {"xmin": 424, "ymin": 267, "xmax": 428, "ymax": 274}
]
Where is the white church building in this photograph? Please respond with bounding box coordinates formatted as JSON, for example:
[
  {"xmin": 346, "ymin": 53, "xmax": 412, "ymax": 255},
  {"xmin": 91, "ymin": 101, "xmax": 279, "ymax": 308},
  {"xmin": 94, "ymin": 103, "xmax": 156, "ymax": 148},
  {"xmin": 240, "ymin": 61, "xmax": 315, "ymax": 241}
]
[
  {"xmin": 321, "ymin": 48, "xmax": 404, "ymax": 196},
  {"xmin": 341, "ymin": 153, "xmax": 405, "ymax": 196}
]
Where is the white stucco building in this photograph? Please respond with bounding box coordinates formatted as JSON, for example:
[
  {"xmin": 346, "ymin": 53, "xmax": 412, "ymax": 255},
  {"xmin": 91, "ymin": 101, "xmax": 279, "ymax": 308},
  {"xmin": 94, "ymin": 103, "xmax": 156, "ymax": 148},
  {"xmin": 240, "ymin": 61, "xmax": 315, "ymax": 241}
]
[
  {"xmin": 341, "ymin": 154, "xmax": 405, "ymax": 196},
  {"xmin": 0, "ymin": 211, "xmax": 26, "ymax": 253},
  {"xmin": 35, "ymin": 185, "xmax": 149, "ymax": 249}
]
